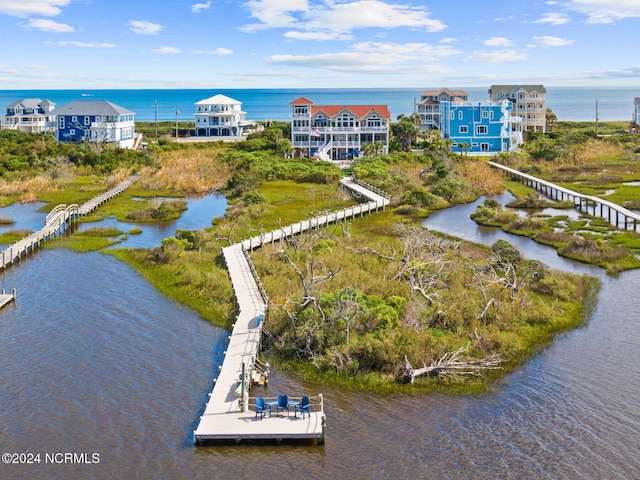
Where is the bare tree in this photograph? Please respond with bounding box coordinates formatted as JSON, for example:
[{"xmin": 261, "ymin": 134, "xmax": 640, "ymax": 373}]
[{"xmin": 399, "ymin": 342, "xmax": 502, "ymax": 383}]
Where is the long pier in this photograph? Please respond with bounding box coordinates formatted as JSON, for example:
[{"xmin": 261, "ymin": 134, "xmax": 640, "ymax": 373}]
[
  {"xmin": 0, "ymin": 175, "xmax": 139, "ymax": 270},
  {"xmin": 489, "ymin": 162, "xmax": 640, "ymax": 232},
  {"xmin": 193, "ymin": 177, "xmax": 390, "ymax": 445}
]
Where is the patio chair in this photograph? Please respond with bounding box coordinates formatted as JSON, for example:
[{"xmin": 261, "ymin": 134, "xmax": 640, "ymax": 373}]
[
  {"xmin": 294, "ymin": 396, "xmax": 311, "ymax": 418},
  {"xmin": 255, "ymin": 397, "xmax": 271, "ymax": 419},
  {"xmin": 276, "ymin": 394, "xmax": 290, "ymax": 416}
]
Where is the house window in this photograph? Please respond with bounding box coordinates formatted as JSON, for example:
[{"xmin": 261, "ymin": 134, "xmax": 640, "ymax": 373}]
[
  {"xmin": 481, "ymin": 143, "xmax": 489, "ymax": 152},
  {"xmin": 69, "ymin": 129, "xmax": 75, "ymax": 136},
  {"xmin": 459, "ymin": 126, "xmax": 468, "ymax": 133},
  {"xmin": 458, "ymin": 111, "xmax": 463, "ymax": 120},
  {"xmin": 59, "ymin": 117, "xmax": 65, "ymax": 129},
  {"xmin": 84, "ymin": 116, "xmax": 90, "ymax": 126},
  {"xmin": 294, "ymin": 106, "xmax": 308, "ymax": 114},
  {"xmin": 482, "ymin": 111, "xmax": 489, "ymax": 118},
  {"xmin": 294, "ymin": 135, "xmax": 309, "ymax": 142},
  {"xmin": 490, "ymin": 111, "xmax": 494, "ymax": 120},
  {"xmin": 367, "ymin": 117, "xmax": 381, "ymax": 127},
  {"xmin": 450, "ymin": 111, "xmax": 454, "ymax": 120},
  {"xmin": 476, "ymin": 125, "xmax": 488, "ymax": 134},
  {"xmin": 72, "ymin": 116, "xmax": 77, "ymax": 123}
]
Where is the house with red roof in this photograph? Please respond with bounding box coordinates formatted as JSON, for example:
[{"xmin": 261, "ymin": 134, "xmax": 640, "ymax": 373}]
[{"xmin": 290, "ymin": 97, "xmax": 390, "ymax": 161}]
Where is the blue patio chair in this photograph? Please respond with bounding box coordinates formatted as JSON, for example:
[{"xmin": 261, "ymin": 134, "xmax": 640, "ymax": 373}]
[
  {"xmin": 294, "ymin": 396, "xmax": 310, "ymax": 418},
  {"xmin": 255, "ymin": 397, "xmax": 271, "ymax": 419},
  {"xmin": 276, "ymin": 394, "xmax": 290, "ymax": 416}
]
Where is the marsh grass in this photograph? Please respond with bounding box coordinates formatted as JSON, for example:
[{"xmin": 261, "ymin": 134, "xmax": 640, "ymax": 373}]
[
  {"xmin": 0, "ymin": 229, "xmax": 31, "ymax": 244},
  {"xmin": 0, "ymin": 216, "xmax": 15, "ymax": 225},
  {"xmin": 137, "ymin": 143, "xmax": 231, "ymax": 194}
]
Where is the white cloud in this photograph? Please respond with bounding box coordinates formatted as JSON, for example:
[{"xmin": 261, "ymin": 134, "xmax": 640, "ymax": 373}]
[
  {"xmin": 25, "ymin": 64, "xmax": 47, "ymax": 70},
  {"xmin": 466, "ymin": 49, "xmax": 529, "ymax": 63},
  {"xmin": 44, "ymin": 40, "xmax": 116, "ymax": 47},
  {"xmin": 304, "ymin": 1, "xmax": 446, "ymax": 34},
  {"xmin": 243, "ymin": 0, "xmax": 309, "ymax": 30},
  {"xmin": 283, "ymin": 30, "xmax": 353, "ymax": 41},
  {"xmin": 26, "ymin": 18, "xmax": 73, "ymax": 32},
  {"xmin": 243, "ymin": 0, "xmax": 446, "ymax": 35},
  {"xmin": 0, "ymin": 68, "xmax": 20, "ymax": 75},
  {"xmin": 150, "ymin": 46, "xmax": 181, "ymax": 54},
  {"xmin": 193, "ymin": 47, "xmax": 233, "ymax": 55},
  {"xmin": 533, "ymin": 35, "xmax": 575, "ymax": 47},
  {"xmin": 191, "ymin": 1, "xmax": 211, "ymax": 13},
  {"xmin": 484, "ymin": 37, "xmax": 513, "ymax": 47},
  {"xmin": 129, "ymin": 20, "xmax": 163, "ymax": 35},
  {"xmin": 267, "ymin": 41, "xmax": 460, "ymax": 72},
  {"xmin": 568, "ymin": 0, "xmax": 640, "ymax": 23},
  {"xmin": 353, "ymin": 41, "xmax": 461, "ymax": 59},
  {"xmin": 535, "ymin": 12, "xmax": 570, "ymax": 25},
  {"xmin": 0, "ymin": 0, "xmax": 72, "ymax": 17}
]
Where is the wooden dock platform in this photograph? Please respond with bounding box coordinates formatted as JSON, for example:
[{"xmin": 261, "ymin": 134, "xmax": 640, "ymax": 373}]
[
  {"xmin": 193, "ymin": 177, "xmax": 389, "ymax": 445},
  {"xmin": 0, "ymin": 288, "xmax": 16, "ymax": 309}
]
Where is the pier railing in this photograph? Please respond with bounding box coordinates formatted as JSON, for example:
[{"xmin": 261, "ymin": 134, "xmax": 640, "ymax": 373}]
[{"xmin": 489, "ymin": 161, "xmax": 640, "ymax": 232}]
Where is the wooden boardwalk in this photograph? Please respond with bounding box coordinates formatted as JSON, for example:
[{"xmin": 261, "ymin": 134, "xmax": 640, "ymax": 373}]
[
  {"xmin": 193, "ymin": 176, "xmax": 390, "ymax": 445},
  {"xmin": 0, "ymin": 175, "xmax": 139, "ymax": 271},
  {"xmin": 489, "ymin": 162, "xmax": 640, "ymax": 231}
]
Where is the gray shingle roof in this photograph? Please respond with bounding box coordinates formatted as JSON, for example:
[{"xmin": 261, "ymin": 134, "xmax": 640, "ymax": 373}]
[{"xmin": 50, "ymin": 100, "xmax": 134, "ymax": 116}]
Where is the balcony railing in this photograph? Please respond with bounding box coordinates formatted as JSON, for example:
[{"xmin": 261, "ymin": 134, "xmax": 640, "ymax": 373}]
[{"xmin": 292, "ymin": 126, "xmax": 388, "ymax": 133}]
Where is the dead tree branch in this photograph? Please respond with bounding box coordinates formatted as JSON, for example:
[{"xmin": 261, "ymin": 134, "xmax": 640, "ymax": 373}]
[{"xmin": 400, "ymin": 342, "xmax": 502, "ymax": 383}]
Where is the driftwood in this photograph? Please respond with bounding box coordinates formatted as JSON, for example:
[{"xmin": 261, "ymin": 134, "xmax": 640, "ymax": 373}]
[{"xmin": 400, "ymin": 342, "xmax": 503, "ymax": 383}]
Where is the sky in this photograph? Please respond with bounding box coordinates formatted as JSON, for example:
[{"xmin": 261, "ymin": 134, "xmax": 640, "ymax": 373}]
[{"xmin": 0, "ymin": 0, "xmax": 639, "ymax": 90}]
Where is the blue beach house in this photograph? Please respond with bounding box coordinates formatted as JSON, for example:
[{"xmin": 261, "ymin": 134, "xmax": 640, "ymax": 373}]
[
  {"xmin": 49, "ymin": 100, "xmax": 138, "ymax": 149},
  {"xmin": 439, "ymin": 100, "xmax": 522, "ymax": 154}
]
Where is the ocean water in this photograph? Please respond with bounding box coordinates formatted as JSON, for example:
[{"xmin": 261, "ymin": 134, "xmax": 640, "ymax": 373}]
[{"xmin": 0, "ymin": 86, "xmax": 638, "ymax": 123}]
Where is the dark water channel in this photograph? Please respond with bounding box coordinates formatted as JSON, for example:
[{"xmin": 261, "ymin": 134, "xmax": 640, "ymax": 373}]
[{"xmin": 1, "ymin": 193, "xmax": 639, "ymax": 479}]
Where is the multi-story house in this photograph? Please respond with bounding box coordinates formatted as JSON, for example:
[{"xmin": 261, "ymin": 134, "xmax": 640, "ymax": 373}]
[
  {"xmin": 489, "ymin": 85, "xmax": 546, "ymax": 133},
  {"xmin": 194, "ymin": 94, "xmax": 252, "ymax": 137},
  {"xmin": 1, "ymin": 98, "xmax": 56, "ymax": 133},
  {"xmin": 439, "ymin": 100, "xmax": 522, "ymax": 154},
  {"xmin": 49, "ymin": 100, "xmax": 137, "ymax": 148},
  {"xmin": 290, "ymin": 97, "xmax": 390, "ymax": 161},
  {"xmin": 415, "ymin": 88, "xmax": 469, "ymax": 130}
]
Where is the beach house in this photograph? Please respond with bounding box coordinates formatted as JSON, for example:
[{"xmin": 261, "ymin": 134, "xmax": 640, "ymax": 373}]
[
  {"xmin": 194, "ymin": 94, "xmax": 255, "ymax": 137},
  {"xmin": 439, "ymin": 99, "xmax": 522, "ymax": 154},
  {"xmin": 290, "ymin": 97, "xmax": 390, "ymax": 161},
  {"xmin": 489, "ymin": 85, "xmax": 546, "ymax": 133},
  {"xmin": 415, "ymin": 88, "xmax": 469, "ymax": 131},
  {"xmin": 1, "ymin": 98, "xmax": 56, "ymax": 133},
  {"xmin": 49, "ymin": 100, "xmax": 137, "ymax": 148}
]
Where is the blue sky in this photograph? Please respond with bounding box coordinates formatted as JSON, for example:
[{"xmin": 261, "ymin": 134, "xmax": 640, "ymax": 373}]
[{"xmin": 0, "ymin": 0, "xmax": 639, "ymax": 89}]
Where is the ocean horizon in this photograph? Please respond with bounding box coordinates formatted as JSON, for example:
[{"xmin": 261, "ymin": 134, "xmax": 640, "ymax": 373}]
[{"xmin": 1, "ymin": 86, "xmax": 638, "ymax": 124}]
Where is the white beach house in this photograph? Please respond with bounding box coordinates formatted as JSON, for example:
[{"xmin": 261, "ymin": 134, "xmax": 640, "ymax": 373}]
[
  {"xmin": 194, "ymin": 94, "xmax": 255, "ymax": 137},
  {"xmin": 1, "ymin": 98, "xmax": 56, "ymax": 133}
]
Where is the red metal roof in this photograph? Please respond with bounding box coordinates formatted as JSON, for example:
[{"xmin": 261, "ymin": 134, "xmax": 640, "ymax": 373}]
[{"xmin": 290, "ymin": 97, "xmax": 314, "ymax": 105}]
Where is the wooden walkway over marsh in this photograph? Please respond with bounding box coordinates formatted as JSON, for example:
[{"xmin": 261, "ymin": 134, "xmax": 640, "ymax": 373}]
[
  {"xmin": 489, "ymin": 162, "xmax": 640, "ymax": 232},
  {"xmin": 193, "ymin": 177, "xmax": 390, "ymax": 445},
  {"xmin": 0, "ymin": 175, "xmax": 139, "ymax": 271}
]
